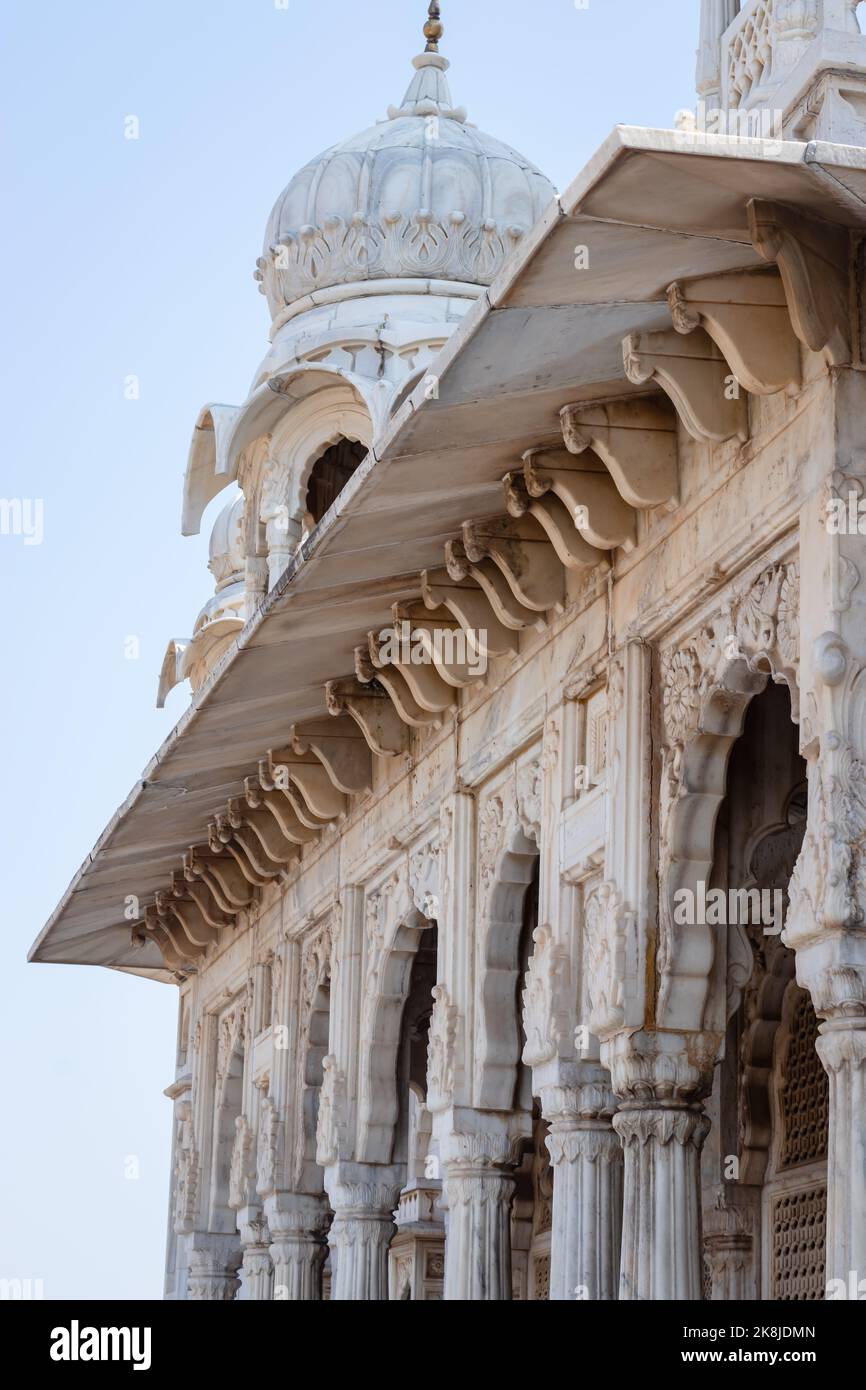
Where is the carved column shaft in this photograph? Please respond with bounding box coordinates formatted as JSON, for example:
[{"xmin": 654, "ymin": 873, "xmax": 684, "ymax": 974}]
[
  {"xmin": 266, "ymin": 1193, "xmax": 330, "ymax": 1301},
  {"xmin": 271, "ymin": 1231, "xmax": 327, "ymax": 1300},
  {"xmin": 547, "ymin": 1121, "xmax": 622, "ymax": 1301},
  {"xmin": 242, "ymin": 1246, "xmax": 274, "ymax": 1301},
  {"xmin": 325, "ymin": 1177, "xmax": 401, "ymax": 1301},
  {"xmin": 187, "ymin": 1244, "xmax": 241, "ymax": 1302},
  {"xmin": 614, "ymin": 1106, "xmax": 710, "ymax": 1301},
  {"xmin": 443, "ymin": 1164, "xmax": 515, "ymax": 1300},
  {"xmin": 818, "ymin": 1021, "xmax": 866, "ymax": 1289}
]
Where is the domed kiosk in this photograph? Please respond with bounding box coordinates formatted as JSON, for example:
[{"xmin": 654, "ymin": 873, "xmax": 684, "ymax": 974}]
[{"xmin": 162, "ymin": 4, "xmax": 555, "ymax": 708}]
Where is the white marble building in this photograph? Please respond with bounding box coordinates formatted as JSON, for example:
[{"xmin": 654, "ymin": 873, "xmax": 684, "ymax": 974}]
[{"xmin": 30, "ymin": 2, "xmax": 866, "ymax": 1300}]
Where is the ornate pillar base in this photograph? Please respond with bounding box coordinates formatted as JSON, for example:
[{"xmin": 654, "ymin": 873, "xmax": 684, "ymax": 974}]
[
  {"xmin": 542, "ymin": 1081, "xmax": 622, "ymax": 1301},
  {"xmin": 187, "ymin": 1236, "xmax": 242, "ymax": 1301},
  {"xmin": 324, "ymin": 1164, "xmax": 402, "ymax": 1301},
  {"xmin": 265, "ymin": 1193, "xmax": 328, "ymax": 1301},
  {"xmin": 703, "ymin": 1188, "xmax": 759, "ymax": 1301}
]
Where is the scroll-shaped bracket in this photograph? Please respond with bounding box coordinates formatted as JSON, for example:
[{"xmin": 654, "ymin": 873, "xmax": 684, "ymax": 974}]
[
  {"xmin": 420, "ymin": 568, "xmax": 519, "ymax": 658},
  {"xmin": 522, "ymin": 447, "xmax": 637, "ymax": 552},
  {"xmin": 392, "ymin": 600, "xmax": 486, "ymax": 689},
  {"xmin": 144, "ymin": 906, "xmax": 194, "ymax": 973},
  {"xmin": 244, "ymin": 778, "xmax": 320, "ymax": 844},
  {"xmin": 367, "ymin": 626, "xmax": 457, "ymax": 712},
  {"xmin": 560, "ymin": 396, "xmax": 679, "ymax": 511},
  {"xmin": 503, "ymin": 471, "xmax": 608, "ymax": 570},
  {"xmin": 462, "ymin": 514, "xmax": 566, "ymax": 615},
  {"xmin": 157, "ymin": 885, "xmax": 220, "ymax": 951},
  {"xmin": 210, "ymin": 814, "xmax": 283, "ymax": 886},
  {"xmin": 290, "ymin": 715, "xmax": 373, "ymax": 795},
  {"xmin": 325, "ymin": 678, "xmax": 408, "ymax": 757},
  {"xmin": 227, "ymin": 796, "xmax": 300, "ymax": 869},
  {"xmin": 747, "ymin": 197, "xmax": 851, "ymax": 366},
  {"xmin": 263, "ymin": 747, "xmax": 347, "ymax": 822},
  {"xmin": 623, "ymin": 328, "xmax": 749, "ymax": 443},
  {"xmin": 667, "ymin": 270, "xmax": 800, "ymax": 396},
  {"xmin": 355, "ymin": 644, "xmax": 443, "ymax": 729},
  {"xmin": 173, "ymin": 868, "xmax": 235, "ymax": 929},
  {"xmin": 184, "ymin": 846, "xmax": 254, "ymax": 913},
  {"xmin": 444, "ymin": 540, "xmax": 546, "ymax": 633}
]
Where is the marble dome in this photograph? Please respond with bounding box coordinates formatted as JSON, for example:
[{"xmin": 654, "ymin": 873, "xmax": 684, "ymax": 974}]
[{"xmin": 255, "ymin": 30, "xmax": 555, "ymax": 326}]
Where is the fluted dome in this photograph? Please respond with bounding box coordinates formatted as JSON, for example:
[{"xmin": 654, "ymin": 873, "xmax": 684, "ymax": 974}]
[{"xmin": 255, "ymin": 43, "xmax": 555, "ymax": 326}]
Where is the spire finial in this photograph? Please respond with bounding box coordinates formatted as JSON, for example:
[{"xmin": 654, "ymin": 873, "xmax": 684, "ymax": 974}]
[{"xmin": 424, "ymin": 2, "xmax": 443, "ymax": 53}]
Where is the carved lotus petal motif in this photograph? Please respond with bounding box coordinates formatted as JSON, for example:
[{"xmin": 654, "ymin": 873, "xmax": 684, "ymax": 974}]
[
  {"xmin": 776, "ymin": 566, "xmax": 799, "ymax": 664},
  {"xmin": 662, "ymin": 647, "xmax": 702, "ymax": 747}
]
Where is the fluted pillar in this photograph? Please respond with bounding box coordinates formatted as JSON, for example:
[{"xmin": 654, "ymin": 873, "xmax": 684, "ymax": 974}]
[
  {"xmin": 614, "ymin": 1105, "xmax": 710, "ymax": 1300},
  {"xmin": 265, "ymin": 1193, "xmax": 328, "ymax": 1300},
  {"xmin": 543, "ymin": 1083, "xmax": 622, "ymax": 1301},
  {"xmin": 324, "ymin": 1166, "xmax": 401, "ymax": 1301},
  {"xmin": 443, "ymin": 1162, "xmax": 514, "ymax": 1300},
  {"xmin": 187, "ymin": 1237, "xmax": 242, "ymax": 1301},
  {"xmin": 818, "ymin": 1019, "xmax": 866, "ymax": 1293}
]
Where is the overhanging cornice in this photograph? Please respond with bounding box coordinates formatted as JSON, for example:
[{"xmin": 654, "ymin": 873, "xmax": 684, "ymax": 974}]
[{"xmin": 30, "ymin": 127, "xmax": 866, "ymax": 979}]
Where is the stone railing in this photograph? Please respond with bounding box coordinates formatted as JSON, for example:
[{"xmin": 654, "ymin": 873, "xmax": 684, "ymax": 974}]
[{"xmin": 722, "ymin": 1, "xmax": 862, "ymax": 109}]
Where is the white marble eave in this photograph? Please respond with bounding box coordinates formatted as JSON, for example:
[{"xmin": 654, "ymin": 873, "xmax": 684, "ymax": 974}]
[{"xmin": 29, "ymin": 126, "xmax": 866, "ymax": 977}]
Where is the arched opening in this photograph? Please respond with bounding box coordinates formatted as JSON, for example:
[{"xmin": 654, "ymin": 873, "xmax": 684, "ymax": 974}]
[
  {"xmin": 510, "ymin": 862, "xmax": 552, "ymax": 1301},
  {"xmin": 702, "ymin": 680, "xmax": 828, "ymax": 1300},
  {"xmin": 209, "ymin": 1016, "xmax": 245, "ymax": 1243},
  {"xmin": 303, "ymin": 438, "xmax": 368, "ymax": 529},
  {"xmin": 388, "ymin": 920, "xmax": 442, "ymax": 1300}
]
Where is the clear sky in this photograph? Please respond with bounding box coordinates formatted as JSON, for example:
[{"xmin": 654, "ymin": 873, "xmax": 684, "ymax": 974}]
[{"xmin": 0, "ymin": 0, "xmax": 697, "ymax": 1300}]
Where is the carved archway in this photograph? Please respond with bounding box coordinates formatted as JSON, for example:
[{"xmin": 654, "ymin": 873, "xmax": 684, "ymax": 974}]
[
  {"xmin": 356, "ymin": 874, "xmax": 433, "ymax": 1164},
  {"xmin": 209, "ymin": 1003, "xmax": 247, "ymax": 1235},
  {"xmin": 256, "ymin": 389, "xmax": 372, "ymax": 589},
  {"xmin": 293, "ymin": 928, "xmax": 332, "ymax": 1196},
  {"xmin": 475, "ymin": 780, "xmax": 541, "ymax": 1111},
  {"xmin": 657, "ymin": 558, "xmax": 799, "ymax": 1032}
]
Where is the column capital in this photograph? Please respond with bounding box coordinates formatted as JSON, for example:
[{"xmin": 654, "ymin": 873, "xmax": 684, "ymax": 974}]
[
  {"xmin": 435, "ymin": 1106, "xmax": 530, "ymax": 1171},
  {"xmin": 602, "ymin": 1029, "xmax": 718, "ymax": 1104},
  {"xmin": 538, "ymin": 1075, "xmax": 618, "ymax": 1130},
  {"xmin": 324, "ymin": 1162, "xmax": 403, "ymax": 1215}
]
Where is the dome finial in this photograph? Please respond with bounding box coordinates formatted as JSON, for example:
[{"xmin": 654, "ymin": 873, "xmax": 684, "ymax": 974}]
[{"xmin": 424, "ymin": 2, "xmax": 443, "ymax": 53}]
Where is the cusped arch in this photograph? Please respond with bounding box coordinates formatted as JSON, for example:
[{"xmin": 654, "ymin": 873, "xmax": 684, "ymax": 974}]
[
  {"xmin": 475, "ymin": 815, "xmax": 540, "ymax": 1111},
  {"xmin": 357, "ymin": 904, "xmax": 431, "ymax": 1165},
  {"xmin": 660, "ymin": 650, "xmax": 799, "ymax": 1032}
]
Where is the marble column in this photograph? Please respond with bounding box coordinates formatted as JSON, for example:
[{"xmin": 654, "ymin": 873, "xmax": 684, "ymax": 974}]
[
  {"xmin": 543, "ymin": 1083, "xmax": 622, "ymax": 1301},
  {"xmin": 187, "ymin": 1237, "xmax": 242, "ymax": 1301},
  {"xmin": 614, "ymin": 1105, "xmax": 710, "ymax": 1301},
  {"xmin": 817, "ymin": 1017, "xmax": 866, "ymax": 1293},
  {"xmin": 266, "ymin": 1193, "xmax": 329, "ymax": 1300},
  {"xmin": 324, "ymin": 1168, "xmax": 401, "ymax": 1301},
  {"xmin": 237, "ymin": 1210, "xmax": 274, "ymax": 1301},
  {"xmin": 442, "ymin": 1159, "xmax": 515, "ymax": 1300}
]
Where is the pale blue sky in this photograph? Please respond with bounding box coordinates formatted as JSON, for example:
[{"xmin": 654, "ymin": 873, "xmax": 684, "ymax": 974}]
[{"xmin": 0, "ymin": 0, "xmax": 697, "ymax": 1299}]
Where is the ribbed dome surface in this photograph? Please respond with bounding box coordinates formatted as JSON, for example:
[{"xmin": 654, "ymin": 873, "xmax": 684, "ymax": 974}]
[{"xmin": 255, "ymin": 50, "xmax": 555, "ymax": 323}]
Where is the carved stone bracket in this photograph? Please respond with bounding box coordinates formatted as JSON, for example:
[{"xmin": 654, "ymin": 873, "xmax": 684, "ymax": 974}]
[
  {"xmin": 667, "ymin": 270, "xmax": 801, "ymax": 396},
  {"xmin": 522, "ymin": 447, "xmax": 636, "ymax": 552},
  {"xmin": 623, "ymin": 327, "xmax": 749, "ymax": 444},
  {"xmin": 560, "ymin": 395, "xmax": 679, "ymax": 511},
  {"xmin": 748, "ymin": 198, "xmax": 851, "ymax": 366}
]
